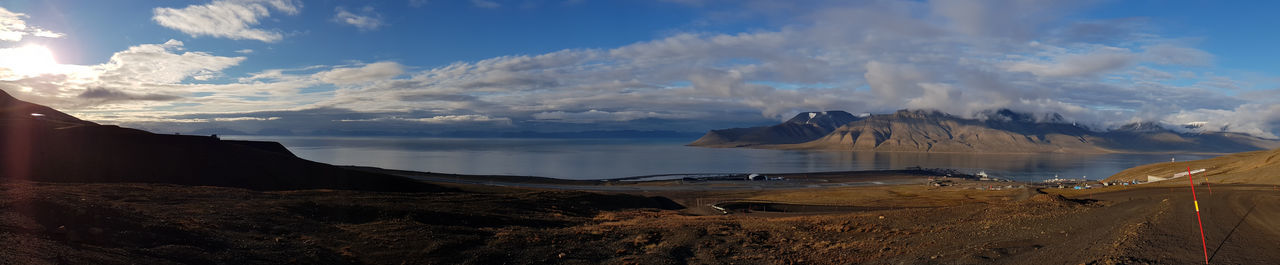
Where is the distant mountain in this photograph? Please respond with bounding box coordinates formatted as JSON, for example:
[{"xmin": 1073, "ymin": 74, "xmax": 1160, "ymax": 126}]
[
  {"xmin": 690, "ymin": 109, "xmax": 1280, "ymax": 153},
  {"xmin": 783, "ymin": 111, "xmax": 863, "ymax": 130},
  {"xmin": 790, "ymin": 109, "xmax": 1104, "ymax": 152},
  {"xmin": 689, "ymin": 111, "xmax": 863, "ymax": 147},
  {"xmin": 188, "ymin": 127, "xmax": 250, "ymax": 136},
  {"xmin": 256, "ymin": 128, "xmax": 296, "ymax": 136},
  {"xmin": 263, "ymin": 129, "xmax": 701, "ymax": 139},
  {"xmin": 0, "ymin": 89, "xmax": 445, "ymax": 192},
  {"xmin": 1113, "ymin": 121, "xmax": 1166, "ymax": 133},
  {"xmin": 1098, "ymin": 122, "xmax": 1280, "ymax": 153},
  {"xmin": 455, "ymin": 129, "xmax": 706, "ymax": 138}
]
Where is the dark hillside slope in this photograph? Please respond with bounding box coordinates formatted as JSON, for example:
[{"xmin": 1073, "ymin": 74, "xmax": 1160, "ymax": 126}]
[{"xmin": 0, "ymin": 89, "xmax": 445, "ymax": 192}]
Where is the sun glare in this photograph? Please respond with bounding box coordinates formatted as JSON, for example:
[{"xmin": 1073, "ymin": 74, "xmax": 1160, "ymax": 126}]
[{"xmin": 0, "ymin": 44, "xmax": 61, "ymax": 77}]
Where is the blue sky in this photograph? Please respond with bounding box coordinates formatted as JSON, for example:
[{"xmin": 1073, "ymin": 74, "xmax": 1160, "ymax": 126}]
[
  {"xmin": 1, "ymin": 0, "xmax": 1279, "ymax": 137},
  {"xmin": 15, "ymin": 1, "xmax": 711, "ymax": 71},
  {"xmin": 1087, "ymin": 0, "xmax": 1280, "ymax": 74}
]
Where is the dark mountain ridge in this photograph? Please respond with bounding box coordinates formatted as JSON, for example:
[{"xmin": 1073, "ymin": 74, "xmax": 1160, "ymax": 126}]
[
  {"xmin": 688, "ymin": 111, "xmax": 863, "ymax": 147},
  {"xmin": 691, "ymin": 109, "xmax": 1280, "ymax": 153},
  {"xmin": 1112, "ymin": 121, "xmax": 1165, "ymax": 133}
]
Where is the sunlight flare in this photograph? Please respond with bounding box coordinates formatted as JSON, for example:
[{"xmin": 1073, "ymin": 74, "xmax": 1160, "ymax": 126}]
[{"xmin": 0, "ymin": 44, "xmax": 63, "ymax": 77}]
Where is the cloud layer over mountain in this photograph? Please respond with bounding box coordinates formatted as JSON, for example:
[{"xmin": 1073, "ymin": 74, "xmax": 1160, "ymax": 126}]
[{"xmin": 0, "ymin": 1, "xmax": 1277, "ymax": 138}]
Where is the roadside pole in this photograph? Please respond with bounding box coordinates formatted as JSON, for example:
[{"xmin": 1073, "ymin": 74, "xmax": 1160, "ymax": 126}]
[
  {"xmin": 1186, "ymin": 166, "xmax": 1209, "ymax": 264},
  {"xmin": 1203, "ymin": 174, "xmax": 1212, "ymax": 195}
]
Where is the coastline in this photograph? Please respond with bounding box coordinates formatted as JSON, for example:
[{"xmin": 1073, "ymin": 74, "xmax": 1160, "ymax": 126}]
[
  {"xmin": 350, "ymin": 166, "xmax": 939, "ymax": 191},
  {"xmin": 688, "ymin": 142, "xmax": 1246, "ymax": 156}
]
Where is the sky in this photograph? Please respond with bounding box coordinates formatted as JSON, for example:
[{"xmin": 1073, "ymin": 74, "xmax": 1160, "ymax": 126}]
[{"xmin": 1, "ymin": 0, "xmax": 1279, "ymax": 137}]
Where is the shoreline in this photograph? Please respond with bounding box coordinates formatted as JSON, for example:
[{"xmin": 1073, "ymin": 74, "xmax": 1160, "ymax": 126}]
[
  {"xmin": 686, "ymin": 143, "xmax": 1245, "ymax": 156},
  {"xmin": 347, "ymin": 166, "xmax": 1039, "ymax": 192}
]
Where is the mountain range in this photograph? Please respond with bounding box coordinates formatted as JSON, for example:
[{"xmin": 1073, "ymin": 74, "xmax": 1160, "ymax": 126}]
[
  {"xmin": 0, "ymin": 89, "xmax": 444, "ymax": 192},
  {"xmin": 689, "ymin": 109, "xmax": 1280, "ymax": 154}
]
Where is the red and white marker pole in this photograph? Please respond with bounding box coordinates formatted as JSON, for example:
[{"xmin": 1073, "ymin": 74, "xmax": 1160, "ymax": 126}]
[
  {"xmin": 1187, "ymin": 166, "xmax": 1209, "ymax": 264},
  {"xmin": 1205, "ymin": 175, "xmax": 1212, "ymax": 195}
]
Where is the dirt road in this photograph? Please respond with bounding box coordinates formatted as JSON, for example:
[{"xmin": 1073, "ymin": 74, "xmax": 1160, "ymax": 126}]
[
  {"xmin": 1095, "ymin": 185, "xmax": 1280, "ymax": 264},
  {"xmin": 599, "ymin": 184, "xmax": 1280, "ymax": 264},
  {"xmin": 401, "ymin": 173, "xmax": 1280, "ymax": 264},
  {"xmin": 891, "ymin": 184, "xmax": 1280, "ymax": 264}
]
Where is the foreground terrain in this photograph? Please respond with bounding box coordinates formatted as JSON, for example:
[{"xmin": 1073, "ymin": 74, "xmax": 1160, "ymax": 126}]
[{"xmin": 3, "ymin": 179, "xmax": 1276, "ymax": 264}]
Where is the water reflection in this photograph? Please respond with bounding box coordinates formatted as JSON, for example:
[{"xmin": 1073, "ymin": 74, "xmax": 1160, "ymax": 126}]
[{"xmin": 226, "ymin": 136, "xmax": 1219, "ymax": 181}]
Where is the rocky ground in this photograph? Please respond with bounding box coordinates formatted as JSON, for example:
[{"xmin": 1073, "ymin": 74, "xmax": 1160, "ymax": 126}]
[{"xmin": 2, "ymin": 180, "xmax": 1277, "ymax": 264}]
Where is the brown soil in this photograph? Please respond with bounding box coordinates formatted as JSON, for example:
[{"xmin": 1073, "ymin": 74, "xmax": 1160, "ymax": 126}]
[
  {"xmin": 4, "ymin": 180, "xmax": 1276, "ymax": 264},
  {"xmin": 1108, "ymin": 147, "xmax": 1280, "ymax": 185}
]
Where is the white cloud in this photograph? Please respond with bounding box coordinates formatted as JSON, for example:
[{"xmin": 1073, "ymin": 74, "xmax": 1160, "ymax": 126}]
[
  {"xmin": 1163, "ymin": 104, "xmax": 1280, "ymax": 138},
  {"xmin": 235, "ymin": 49, "xmax": 254, "ymax": 54},
  {"xmin": 77, "ymin": 88, "xmax": 181, "ymax": 102},
  {"xmin": 1006, "ymin": 47, "xmax": 1137, "ymax": 77},
  {"xmin": 930, "ymin": 0, "xmax": 1083, "ymax": 39},
  {"xmin": 340, "ymin": 115, "xmax": 512, "ymax": 125},
  {"xmin": 334, "ymin": 6, "xmax": 383, "ymax": 31},
  {"xmin": 471, "ymin": 0, "xmax": 502, "ymax": 8},
  {"xmin": 313, "ymin": 62, "xmax": 404, "ymax": 85},
  {"xmin": 1142, "ymin": 44, "xmax": 1213, "ymax": 66},
  {"xmin": 238, "ymin": 69, "xmax": 285, "ymax": 82},
  {"xmin": 0, "ymin": 39, "xmax": 263, "ymax": 112},
  {"xmin": 296, "ymin": 0, "xmax": 1263, "ymax": 136},
  {"xmin": 1131, "ymin": 66, "xmax": 1175, "ymax": 80},
  {"xmin": 1194, "ymin": 75, "xmax": 1242, "ymax": 90},
  {"xmin": 413, "ymin": 115, "xmax": 511, "ymax": 124},
  {"xmin": 212, "ymin": 116, "xmax": 281, "ymax": 122},
  {"xmin": 0, "ymin": 7, "xmax": 64, "ymax": 41},
  {"xmin": 864, "ymin": 61, "xmax": 927, "ymax": 103},
  {"xmin": 658, "ymin": 0, "xmax": 713, "ymax": 6},
  {"xmin": 95, "ymin": 39, "xmax": 246, "ymax": 84},
  {"xmin": 152, "ymin": 0, "xmax": 301, "ymax": 42},
  {"xmin": 532, "ymin": 110, "xmax": 700, "ymax": 122}
]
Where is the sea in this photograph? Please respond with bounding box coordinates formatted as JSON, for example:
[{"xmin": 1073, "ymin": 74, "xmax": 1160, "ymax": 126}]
[{"xmin": 224, "ymin": 136, "xmax": 1220, "ymax": 182}]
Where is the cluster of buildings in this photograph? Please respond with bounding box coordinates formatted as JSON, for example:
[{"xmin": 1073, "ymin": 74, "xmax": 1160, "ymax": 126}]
[
  {"xmin": 745, "ymin": 173, "xmax": 785, "ymax": 181},
  {"xmin": 922, "ymin": 167, "xmax": 1210, "ymax": 191}
]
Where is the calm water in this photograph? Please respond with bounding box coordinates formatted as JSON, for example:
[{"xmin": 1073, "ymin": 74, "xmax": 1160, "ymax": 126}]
[{"xmin": 226, "ymin": 136, "xmax": 1219, "ymax": 181}]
